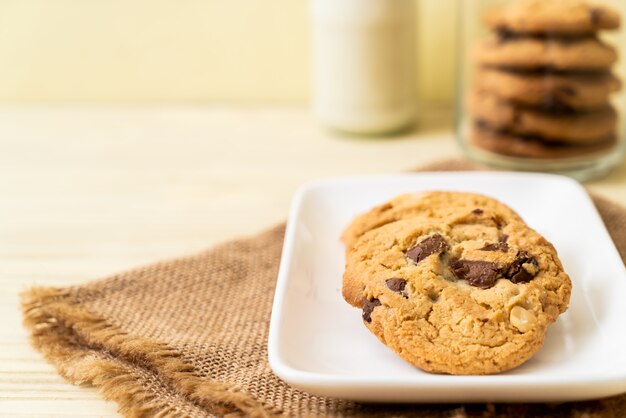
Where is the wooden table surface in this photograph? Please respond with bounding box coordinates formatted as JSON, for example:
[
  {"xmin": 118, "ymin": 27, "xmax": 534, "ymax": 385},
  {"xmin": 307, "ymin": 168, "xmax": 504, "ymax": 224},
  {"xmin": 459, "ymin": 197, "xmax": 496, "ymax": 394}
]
[{"xmin": 2, "ymin": 106, "xmax": 626, "ymax": 417}]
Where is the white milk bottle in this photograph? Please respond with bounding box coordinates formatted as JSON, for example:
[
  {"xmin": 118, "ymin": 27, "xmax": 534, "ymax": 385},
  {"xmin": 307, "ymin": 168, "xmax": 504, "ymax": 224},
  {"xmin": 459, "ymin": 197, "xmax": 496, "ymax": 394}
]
[{"xmin": 311, "ymin": 0, "xmax": 417, "ymax": 134}]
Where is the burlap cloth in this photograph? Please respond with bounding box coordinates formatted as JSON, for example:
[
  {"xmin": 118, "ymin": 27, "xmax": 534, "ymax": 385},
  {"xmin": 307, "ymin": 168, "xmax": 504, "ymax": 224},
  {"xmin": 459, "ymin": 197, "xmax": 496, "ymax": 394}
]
[{"xmin": 21, "ymin": 160, "xmax": 626, "ymax": 417}]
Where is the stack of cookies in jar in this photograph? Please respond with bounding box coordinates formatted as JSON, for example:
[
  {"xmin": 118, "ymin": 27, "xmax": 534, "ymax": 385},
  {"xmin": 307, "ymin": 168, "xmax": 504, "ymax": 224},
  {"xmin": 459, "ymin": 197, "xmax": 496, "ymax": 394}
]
[{"xmin": 468, "ymin": 0, "xmax": 622, "ymax": 159}]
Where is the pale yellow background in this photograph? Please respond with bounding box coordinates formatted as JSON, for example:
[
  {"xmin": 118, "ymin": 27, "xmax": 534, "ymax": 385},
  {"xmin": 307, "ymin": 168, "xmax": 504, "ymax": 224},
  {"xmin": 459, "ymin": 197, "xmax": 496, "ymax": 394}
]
[{"xmin": 0, "ymin": 0, "xmax": 457, "ymax": 105}]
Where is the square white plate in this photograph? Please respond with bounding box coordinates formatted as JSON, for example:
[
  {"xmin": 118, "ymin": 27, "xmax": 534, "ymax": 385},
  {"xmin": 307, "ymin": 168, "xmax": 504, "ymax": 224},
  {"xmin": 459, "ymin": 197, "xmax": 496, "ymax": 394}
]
[{"xmin": 268, "ymin": 172, "xmax": 626, "ymax": 402}]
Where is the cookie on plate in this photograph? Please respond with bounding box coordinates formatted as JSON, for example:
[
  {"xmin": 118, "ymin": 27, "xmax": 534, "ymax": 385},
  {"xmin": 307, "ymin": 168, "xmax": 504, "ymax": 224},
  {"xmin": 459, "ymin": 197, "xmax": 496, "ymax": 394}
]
[
  {"xmin": 474, "ymin": 68, "xmax": 621, "ymax": 111},
  {"xmin": 468, "ymin": 91, "xmax": 617, "ymax": 144},
  {"xmin": 484, "ymin": 0, "xmax": 621, "ymax": 35},
  {"xmin": 342, "ymin": 191, "xmax": 523, "ymax": 254},
  {"xmin": 343, "ymin": 195, "xmax": 572, "ymax": 375},
  {"xmin": 474, "ymin": 35, "xmax": 618, "ymax": 71}
]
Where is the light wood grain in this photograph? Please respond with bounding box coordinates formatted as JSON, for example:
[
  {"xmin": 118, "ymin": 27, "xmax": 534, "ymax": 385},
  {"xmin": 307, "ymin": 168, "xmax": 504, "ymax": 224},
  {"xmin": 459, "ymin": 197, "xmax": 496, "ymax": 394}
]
[{"xmin": 1, "ymin": 106, "xmax": 625, "ymax": 416}]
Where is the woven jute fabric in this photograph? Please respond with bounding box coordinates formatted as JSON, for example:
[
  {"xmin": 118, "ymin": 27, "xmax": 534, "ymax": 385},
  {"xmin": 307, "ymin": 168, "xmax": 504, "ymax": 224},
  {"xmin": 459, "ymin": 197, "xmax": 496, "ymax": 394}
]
[{"xmin": 22, "ymin": 160, "xmax": 626, "ymax": 417}]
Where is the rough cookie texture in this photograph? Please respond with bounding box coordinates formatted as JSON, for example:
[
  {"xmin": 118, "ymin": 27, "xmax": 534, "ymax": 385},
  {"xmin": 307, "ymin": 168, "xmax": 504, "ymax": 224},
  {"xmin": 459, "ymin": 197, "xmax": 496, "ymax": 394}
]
[
  {"xmin": 475, "ymin": 35, "xmax": 617, "ymax": 71},
  {"xmin": 467, "ymin": 0, "xmax": 622, "ymax": 160},
  {"xmin": 474, "ymin": 68, "xmax": 621, "ymax": 111},
  {"xmin": 484, "ymin": 0, "xmax": 621, "ymax": 35},
  {"xmin": 470, "ymin": 122, "xmax": 616, "ymax": 159},
  {"xmin": 342, "ymin": 191, "xmax": 523, "ymax": 253},
  {"xmin": 342, "ymin": 192, "xmax": 571, "ymax": 375},
  {"xmin": 468, "ymin": 90, "xmax": 617, "ymax": 144}
]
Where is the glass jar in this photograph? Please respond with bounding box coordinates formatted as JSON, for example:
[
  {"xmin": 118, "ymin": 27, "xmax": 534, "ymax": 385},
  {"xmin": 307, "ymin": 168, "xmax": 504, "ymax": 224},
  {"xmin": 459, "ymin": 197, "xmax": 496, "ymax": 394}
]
[{"xmin": 456, "ymin": 0, "xmax": 626, "ymax": 180}]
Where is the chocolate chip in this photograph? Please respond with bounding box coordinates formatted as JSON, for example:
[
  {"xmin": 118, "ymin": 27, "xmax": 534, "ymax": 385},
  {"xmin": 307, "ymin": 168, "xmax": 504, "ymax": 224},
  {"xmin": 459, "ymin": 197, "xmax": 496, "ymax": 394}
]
[
  {"xmin": 500, "ymin": 234, "xmax": 509, "ymax": 243},
  {"xmin": 449, "ymin": 259, "xmax": 500, "ymax": 289},
  {"xmin": 541, "ymin": 101, "xmax": 576, "ymax": 114},
  {"xmin": 362, "ymin": 298, "xmax": 381, "ymax": 323},
  {"xmin": 556, "ymin": 36, "xmax": 585, "ymax": 45},
  {"xmin": 512, "ymin": 110, "xmax": 522, "ymax": 125},
  {"xmin": 590, "ymin": 8, "xmax": 602, "ymax": 25},
  {"xmin": 475, "ymin": 119, "xmax": 490, "ymax": 130},
  {"xmin": 480, "ymin": 242, "xmax": 509, "ymax": 252},
  {"xmin": 472, "ymin": 208, "xmax": 484, "ymax": 215},
  {"xmin": 559, "ymin": 86, "xmax": 577, "ymax": 97},
  {"xmin": 505, "ymin": 251, "xmax": 539, "ymax": 283},
  {"xmin": 496, "ymin": 28, "xmax": 517, "ymax": 43},
  {"xmin": 407, "ymin": 234, "xmax": 449, "ymax": 264},
  {"xmin": 385, "ymin": 278, "xmax": 406, "ymax": 293}
]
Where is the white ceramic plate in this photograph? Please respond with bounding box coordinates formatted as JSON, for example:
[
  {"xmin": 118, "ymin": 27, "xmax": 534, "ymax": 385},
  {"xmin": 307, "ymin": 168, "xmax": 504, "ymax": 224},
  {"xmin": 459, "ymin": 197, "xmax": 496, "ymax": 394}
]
[{"xmin": 268, "ymin": 172, "xmax": 626, "ymax": 402}]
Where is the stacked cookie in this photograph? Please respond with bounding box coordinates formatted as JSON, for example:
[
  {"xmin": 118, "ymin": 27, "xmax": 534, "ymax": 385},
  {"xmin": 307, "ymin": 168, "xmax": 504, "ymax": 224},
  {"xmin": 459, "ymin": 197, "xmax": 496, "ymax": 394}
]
[
  {"xmin": 469, "ymin": 0, "xmax": 621, "ymax": 159},
  {"xmin": 342, "ymin": 192, "xmax": 572, "ymax": 375}
]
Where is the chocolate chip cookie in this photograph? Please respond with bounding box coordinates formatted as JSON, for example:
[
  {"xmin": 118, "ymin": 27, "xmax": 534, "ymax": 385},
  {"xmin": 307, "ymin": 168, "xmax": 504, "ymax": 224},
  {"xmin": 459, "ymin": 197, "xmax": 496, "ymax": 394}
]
[
  {"xmin": 470, "ymin": 122, "xmax": 617, "ymax": 159},
  {"xmin": 484, "ymin": 0, "xmax": 621, "ymax": 35},
  {"xmin": 469, "ymin": 90, "xmax": 617, "ymax": 144},
  {"xmin": 466, "ymin": 0, "xmax": 622, "ymax": 161},
  {"xmin": 343, "ymin": 195, "xmax": 571, "ymax": 375},
  {"xmin": 474, "ymin": 68, "xmax": 621, "ymax": 110},
  {"xmin": 475, "ymin": 35, "xmax": 618, "ymax": 71}
]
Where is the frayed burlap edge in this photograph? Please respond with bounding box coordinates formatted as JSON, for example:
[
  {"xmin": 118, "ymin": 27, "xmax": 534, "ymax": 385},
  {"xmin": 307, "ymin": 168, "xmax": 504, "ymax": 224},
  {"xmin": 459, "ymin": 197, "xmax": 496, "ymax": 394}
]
[{"xmin": 21, "ymin": 287, "xmax": 277, "ymax": 418}]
